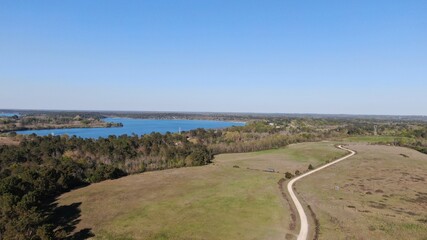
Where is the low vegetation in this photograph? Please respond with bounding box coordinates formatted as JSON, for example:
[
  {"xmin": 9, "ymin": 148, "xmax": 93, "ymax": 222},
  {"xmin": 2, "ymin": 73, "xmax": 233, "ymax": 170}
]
[{"xmin": 298, "ymin": 144, "xmax": 427, "ymax": 240}]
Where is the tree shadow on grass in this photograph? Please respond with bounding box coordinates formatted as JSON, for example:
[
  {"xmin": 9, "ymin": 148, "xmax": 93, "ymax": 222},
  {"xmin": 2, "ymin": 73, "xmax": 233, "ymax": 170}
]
[{"xmin": 49, "ymin": 201, "xmax": 95, "ymax": 240}]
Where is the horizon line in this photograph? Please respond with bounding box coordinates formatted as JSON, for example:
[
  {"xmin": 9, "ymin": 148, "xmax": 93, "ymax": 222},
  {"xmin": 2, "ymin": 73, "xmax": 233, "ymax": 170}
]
[{"xmin": 1, "ymin": 108, "xmax": 426, "ymax": 118}]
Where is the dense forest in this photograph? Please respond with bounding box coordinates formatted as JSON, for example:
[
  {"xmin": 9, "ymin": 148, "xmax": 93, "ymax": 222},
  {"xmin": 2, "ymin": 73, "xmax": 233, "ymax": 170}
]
[{"xmin": 0, "ymin": 114, "xmax": 427, "ymax": 239}]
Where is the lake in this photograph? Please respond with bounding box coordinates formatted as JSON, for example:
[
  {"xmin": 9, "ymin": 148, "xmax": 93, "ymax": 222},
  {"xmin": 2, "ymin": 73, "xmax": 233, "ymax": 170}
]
[
  {"xmin": 16, "ymin": 118, "xmax": 245, "ymax": 138},
  {"xmin": 0, "ymin": 113, "xmax": 20, "ymax": 117}
]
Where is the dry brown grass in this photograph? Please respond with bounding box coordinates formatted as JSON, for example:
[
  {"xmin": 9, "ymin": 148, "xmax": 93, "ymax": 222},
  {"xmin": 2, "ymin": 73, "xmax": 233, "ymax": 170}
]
[
  {"xmin": 0, "ymin": 137, "xmax": 19, "ymax": 145},
  {"xmin": 297, "ymin": 143, "xmax": 427, "ymax": 240}
]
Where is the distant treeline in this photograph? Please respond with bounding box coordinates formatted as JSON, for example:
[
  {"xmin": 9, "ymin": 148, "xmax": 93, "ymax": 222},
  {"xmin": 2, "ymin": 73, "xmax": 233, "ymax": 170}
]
[
  {"xmin": 2, "ymin": 109, "xmax": 426, "ymax": 122},
  {"xmin": 0, "ymin": 113, "xmax": 122, "ymax": 133}
]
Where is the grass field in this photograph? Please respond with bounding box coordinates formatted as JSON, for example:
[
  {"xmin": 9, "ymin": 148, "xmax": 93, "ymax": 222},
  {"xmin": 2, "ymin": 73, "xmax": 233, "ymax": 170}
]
[
  {"xmin": 215, "ymin": 142, "xmax": 345, "ymax": 173},
  {"xmin": 339, "ymin": 135, "xmax": 415, "ymax": 144},
  {"xmin": 297, "ymin": 143, "xmax": 427, "ymax": 240},
  {"xmin": 57, "ymin": 142, "xmax": 345, "ymax": 240}
]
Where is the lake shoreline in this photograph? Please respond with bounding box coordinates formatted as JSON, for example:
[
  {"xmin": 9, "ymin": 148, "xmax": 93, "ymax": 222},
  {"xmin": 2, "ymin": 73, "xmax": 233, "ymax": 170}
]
[{"xmin": 15, "ymin": 118, "xmax": 245, "ymax": 138}]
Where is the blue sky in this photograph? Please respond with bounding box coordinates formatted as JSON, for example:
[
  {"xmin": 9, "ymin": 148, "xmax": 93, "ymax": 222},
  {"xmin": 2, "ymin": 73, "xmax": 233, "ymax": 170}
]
[{"xmin": 1, "ymin": 1, "xmax": 426, "ymax": 115}]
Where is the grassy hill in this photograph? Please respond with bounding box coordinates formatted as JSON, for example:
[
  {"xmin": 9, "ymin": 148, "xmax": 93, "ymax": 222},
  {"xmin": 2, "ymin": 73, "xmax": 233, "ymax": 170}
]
[{"xmin": 57, "ymin": 142, "xmax": 345, "ymax": 240}]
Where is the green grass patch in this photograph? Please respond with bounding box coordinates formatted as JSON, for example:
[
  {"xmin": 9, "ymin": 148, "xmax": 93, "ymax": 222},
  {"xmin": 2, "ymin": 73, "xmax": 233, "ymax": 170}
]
[
  {"xmin": 340, "ymin": 135, "xmax": 415, "ymax": 143},
  {"xmin": 58, "ymin": 142, "xmax": 347, "ymax": 240}
]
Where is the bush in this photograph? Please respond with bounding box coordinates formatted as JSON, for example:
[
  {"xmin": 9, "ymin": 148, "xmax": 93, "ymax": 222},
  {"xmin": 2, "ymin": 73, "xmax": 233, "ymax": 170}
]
[
  {"xmin": 308, "ymin": 164, "xmax": 314, "ymax": 170},
  {"xmin": 87, "ymin": 164, "xmax": 126, "ymax": 183},
  {"xmin": 285, "ymin": 172, "xmax": 294, "ymax": 179}
]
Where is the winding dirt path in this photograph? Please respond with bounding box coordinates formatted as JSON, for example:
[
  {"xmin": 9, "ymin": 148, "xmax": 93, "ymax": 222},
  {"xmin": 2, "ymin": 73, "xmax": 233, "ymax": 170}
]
[{"xmin": 287, "ymin": 145, "xmax": 356, "ymax": 240}]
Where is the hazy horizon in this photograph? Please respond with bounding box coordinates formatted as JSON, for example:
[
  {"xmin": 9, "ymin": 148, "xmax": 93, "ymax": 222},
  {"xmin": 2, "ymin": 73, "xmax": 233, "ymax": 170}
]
[
  {"xmin": 1, "ymin": 1, "xmax": 426, "ymax": 115},
  {"xmin": 2, "ymin": 108, "xmax": 427, "ymax": 117}
]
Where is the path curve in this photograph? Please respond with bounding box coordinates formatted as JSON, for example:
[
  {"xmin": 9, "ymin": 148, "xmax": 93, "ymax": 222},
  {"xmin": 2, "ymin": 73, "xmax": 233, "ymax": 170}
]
[{"xmin": 287, "ymin": 145, "xmax": 356, "ymax": 240}]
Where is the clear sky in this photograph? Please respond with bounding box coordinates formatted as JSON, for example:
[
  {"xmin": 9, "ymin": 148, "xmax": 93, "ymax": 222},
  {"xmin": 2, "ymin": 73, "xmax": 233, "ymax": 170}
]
[{"xmin": 1, "ymin": 1, "xmax": 426, "ymax": 115}]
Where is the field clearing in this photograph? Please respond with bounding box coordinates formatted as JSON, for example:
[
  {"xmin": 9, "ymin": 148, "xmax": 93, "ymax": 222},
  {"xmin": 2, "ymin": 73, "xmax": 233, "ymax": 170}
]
[
  {"xmin": 58, "ymin": 142, "xmax": 345, "ymax": 240},
  {"xmin": 297, "ymin": 143, "xmax": 427, "ymax": 240},
  {"xmin": 0, "ymin": 136, "xmax": 19, "ymax": 145},
  {"xmin": 215, "ymin": 142, "xmax": 345, "ymax": 173},
  {"xmin": 339, "ymin": 135, "xmax": 415, "ymax": 143}
]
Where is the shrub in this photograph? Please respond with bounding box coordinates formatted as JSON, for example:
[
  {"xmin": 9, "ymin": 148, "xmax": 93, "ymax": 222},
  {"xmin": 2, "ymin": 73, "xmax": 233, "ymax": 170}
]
[{"xmin": 285, "ymin": 172, "xmax": 294, "ymax": 179}]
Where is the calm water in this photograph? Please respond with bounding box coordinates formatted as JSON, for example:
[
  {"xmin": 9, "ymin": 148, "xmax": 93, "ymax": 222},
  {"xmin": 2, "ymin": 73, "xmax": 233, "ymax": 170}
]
[
  {"xmin": 16, "ymin": 118, "xmax": 245, "ymax": 138},
  {"xmin": 0, "ymin": 113, "xmax": 20, "ymax": 117}
]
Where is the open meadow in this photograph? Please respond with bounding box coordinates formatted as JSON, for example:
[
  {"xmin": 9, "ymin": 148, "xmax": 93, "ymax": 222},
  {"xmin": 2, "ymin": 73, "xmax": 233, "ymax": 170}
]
[
  {"xmin": 297, "ymin": 143, "xmax": 427, "ymax": 240},
  {"xmin": 58, "ymin": 142, "xmax": 345, "ymax": 240}
]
